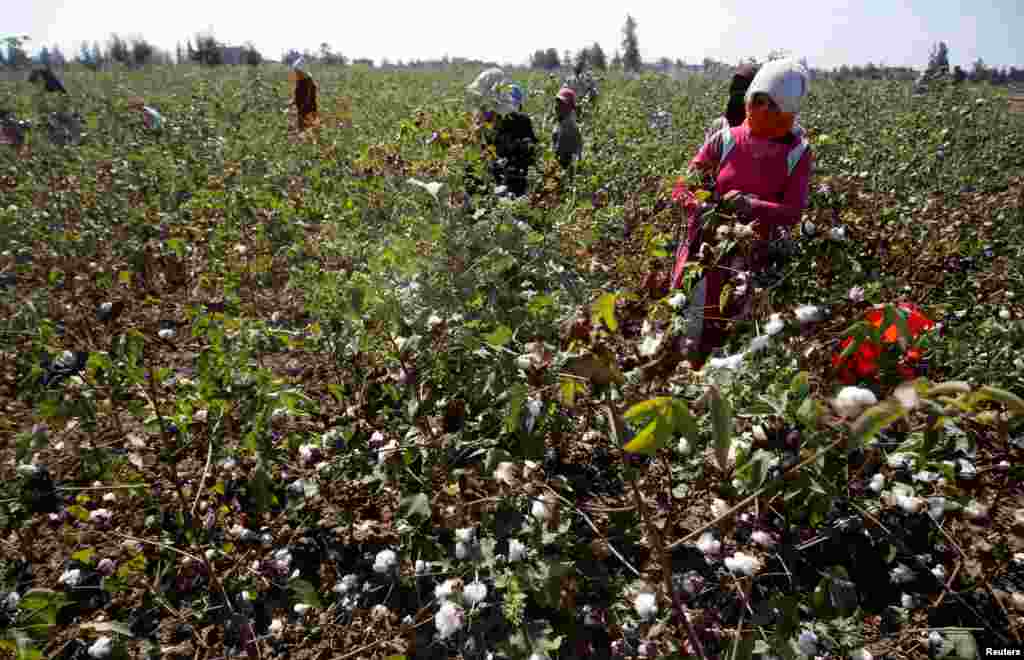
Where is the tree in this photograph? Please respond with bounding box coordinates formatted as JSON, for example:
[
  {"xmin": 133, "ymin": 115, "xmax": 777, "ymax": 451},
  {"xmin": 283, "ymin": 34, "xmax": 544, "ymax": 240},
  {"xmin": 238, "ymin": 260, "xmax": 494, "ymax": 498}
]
[
  {"xmin": 970, "ymin": 57, "xmax": 989, "ymax": 83},
  {"xmin": 573, "ymin": 48, "xmax": 589, "ymax": 72},
  {"xmin": 611, "ymin": 50, "xmax": 622, "ymax": 69},
  {"xmin": 621, "ymin": 14, "xmax": 641, "ymax": 72},
  {"xmin": 563, "ymin": 50, "xmax": 572, "ymax": 68},
  {"xmin": 190, "ymin": 32, "xmax": 222, "ymax": 66},
  {"xmin": 108, "ymin": 34, "xmax": 130, "ymax": 65},
  {"xmin": 589, "ymin": 42, "xmax": 607, "ymax": 70},
  {"xmin": 244, "ymin": 42, "xmax": 262, "ymax": 66},
  {"xmin": 928, "ymin": 41, "xmax": 949, "ymax": 75},
  {"xmin": 131, "ymin": 38, "xmax": 154, "ymax": 67},
  {"xmin": 545, "ymin": 48, "xmax": 559, "ymax": 70}
]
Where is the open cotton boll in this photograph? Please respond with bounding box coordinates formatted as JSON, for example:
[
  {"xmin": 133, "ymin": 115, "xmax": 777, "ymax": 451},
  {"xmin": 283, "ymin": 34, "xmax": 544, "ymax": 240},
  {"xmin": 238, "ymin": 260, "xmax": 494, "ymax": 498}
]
[
  {"xmin": 706, "ymin": 352, "xmax": 746, "ymax": 371},
  {"xmin": 748, "ymin": 334, "xmax": 772, "ymax": 354},
  {"xmin": 751, "ymin": 530, "xmax": 777, "ymax": 549},
  {"xmin": 832, "ymin": 387, "xmax": 878, "ymax": 418},
  {"xmin": 710, "ymin": 499, "xmax": 730, "ymax": 519},
  {"xmin": 797, "ymin": 630, "xmax": 818, "ymax": 656},
  {"xmin": 794, "ymin": 305, "xmax": 825, "ymax": 325},
  {"xmin": 463, "ymin": 581, "xmax": 487, "ymax": 606},
  {"xmin": 696, "ymin": 531, "xmax": 721, "ymax": 556},
  {"xmin": 634, "ymin": 592, "xmax": 658, "ymax": 620},
  {"xmin": 869, "ymin": 473, "xmax": 886, "ymax": 493},
  {"xmin": 508, "ymin": 538, "xmax": 527, "ymax": 563},
  {"xmin": 890, "ymin": 564, "xmax": 914, "ymax": 584},
  {"xmin": 373, "ymin": 549, "xmax": 397, "ymax": 574},
  {"xmin": 724, "ymin": 551, "xmax": 762, "ymax": 576},
  {"xmin": 894, "ymin": 493, "xmax": 926, "ymax": 514},
  {"xmin": 87, "ymin": 636, "xmax": 113, "ymax": 659},
  {"xmin": 435, "ymin": 601, "xmax": 465, "ymax": 639},
  {"xmin": 932, "ymin": 564, "xmax": 947, "ymax": 581},
  {"xmin": 435, "ymin": 579, "xmax": 460, "ymax": 601},
  {"xmin": 765, "ymin": 314, "xmax": 785, "ymax": 336},
  {"xmin": 851, "ymin": 649, "xmax": 874, "ymax": 660}
]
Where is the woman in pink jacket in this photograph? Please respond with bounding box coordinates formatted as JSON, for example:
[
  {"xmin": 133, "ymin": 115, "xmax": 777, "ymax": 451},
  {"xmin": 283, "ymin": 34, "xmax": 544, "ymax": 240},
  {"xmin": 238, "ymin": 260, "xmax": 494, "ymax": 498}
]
[{"xmin": 672, "ymin": 59, "xmax": 813, "ymax": 367}]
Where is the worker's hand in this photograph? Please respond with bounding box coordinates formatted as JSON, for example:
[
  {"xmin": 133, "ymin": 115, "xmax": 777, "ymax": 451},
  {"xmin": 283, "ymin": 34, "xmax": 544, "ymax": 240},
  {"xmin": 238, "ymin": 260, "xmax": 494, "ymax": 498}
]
[{"xmin": 722, "ymin": 191, "xmax": 755, "ymax": 217}]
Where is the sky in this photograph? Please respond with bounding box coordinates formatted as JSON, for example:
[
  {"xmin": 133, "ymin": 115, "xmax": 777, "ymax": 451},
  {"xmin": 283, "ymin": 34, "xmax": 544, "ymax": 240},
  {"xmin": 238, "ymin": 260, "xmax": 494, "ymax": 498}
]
[{"xmin": 9, "ymin": 0, "xmax": 1023, "ymax": 70}]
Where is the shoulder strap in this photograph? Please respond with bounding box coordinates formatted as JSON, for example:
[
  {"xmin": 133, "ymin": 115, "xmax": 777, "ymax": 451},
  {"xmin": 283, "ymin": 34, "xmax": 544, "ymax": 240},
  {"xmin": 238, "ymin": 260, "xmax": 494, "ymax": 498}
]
[{"xmin": 787, "ymin": 139, "xmax": 809, "ymax": 175}]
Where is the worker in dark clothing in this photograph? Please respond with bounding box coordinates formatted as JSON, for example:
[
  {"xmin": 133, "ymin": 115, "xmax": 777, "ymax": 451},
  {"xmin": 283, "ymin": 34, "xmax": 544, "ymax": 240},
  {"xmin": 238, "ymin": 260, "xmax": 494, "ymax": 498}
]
[
  {"xmin": 29, "ymin": 68, "xmax": 67, "ymax": 94},
  {"xmin": 465, "ymin": 69, "xmax": 538, "ymax": 197}
]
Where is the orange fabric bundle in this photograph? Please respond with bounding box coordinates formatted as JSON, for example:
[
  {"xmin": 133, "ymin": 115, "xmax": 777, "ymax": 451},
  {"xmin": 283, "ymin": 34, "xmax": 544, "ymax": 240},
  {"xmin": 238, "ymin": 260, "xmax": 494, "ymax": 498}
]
[{"xmin": 833, "ymin": 303, "xmax": 935, "ymax": 383}]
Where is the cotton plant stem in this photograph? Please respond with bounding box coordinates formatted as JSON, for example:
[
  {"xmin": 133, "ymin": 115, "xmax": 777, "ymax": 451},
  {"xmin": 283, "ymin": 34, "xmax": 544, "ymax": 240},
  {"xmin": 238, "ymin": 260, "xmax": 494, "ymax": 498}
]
[
  {"xmin": 628, "ymin": 469, "xmax": 709, "ymax": 660},
  {"xmin": 666, "ymin": 435, "xmax": 847, "ymax": 552}
]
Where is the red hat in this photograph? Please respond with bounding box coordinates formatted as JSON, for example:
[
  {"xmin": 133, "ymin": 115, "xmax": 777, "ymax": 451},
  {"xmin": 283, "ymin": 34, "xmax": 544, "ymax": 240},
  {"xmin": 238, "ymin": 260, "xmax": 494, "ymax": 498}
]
[{"xmin": 555, "ymin": 87, "xmax": 577, "ymax": 109}]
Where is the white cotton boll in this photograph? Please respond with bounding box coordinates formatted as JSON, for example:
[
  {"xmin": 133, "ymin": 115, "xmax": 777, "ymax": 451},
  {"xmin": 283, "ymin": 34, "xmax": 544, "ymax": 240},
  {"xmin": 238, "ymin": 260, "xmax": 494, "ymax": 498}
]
[
  {"xmin": 415, "ymin": 560, "xmax": 429, "ymax": 575},
  {"xmin": 669, "ymin": 293, "xmax": 687, "ymax": 309},
  {"xmin": 435, "ymin": 579, "xmax": 459, "ymax": 601},
  {"xmin": 765, "ymin": 314, "xmax": 785, "ymax": 336},
  {"xmin": 87, "ymin": 636, "xmax": 113, "ymax": 659},
  {"xmin": 158, "ymin": 328, "xmax": 175, "ymax": 340},
  {"xmin": 269, "ymin": 618, "xmax": 284, "ymax": 638},
  {"xmin": 59, "ymin": 569, "xmax": 82, "ymax": 587},
  {"xmin": 372, "ymin": 604, "xmax": 390, "ymax": 620},
  {"xmin": 901, "ymin": 593, "xmax": 919, "ymax": 608},
  {"xmin": 696, "ymin": 531, "xmax": 721, "ymax": 557},
  {"xmin": 508, "ymin": 539, "xmax": 527, "ymax": 563},
  {"xmin": 455, "ymin": 542, "xmax": 472, "ymax": 560},
  {"xmin": 464, "ymin": 581, "xmax": 487, "ymax": 606},
  {"xmin": 891, "ymin": 564, "xmax": 914, "ymax": 584},
  {"xmin": 748, "ymin": 334, "xmax": 772, "ymax": 354},
  {"xmin": 373, "ymin": 550, "xmax": 397, "ymax": 574},
  {"xmin": 829, "ymin": 226, "xmax": 847, "ymax": 242},
  {"xmin": 797, "ymin": 629, "xmax": 818, "ymax": 655},
  {"xmin": 634, "ymin": 592, "xmax": 658, "ymax": 621},
  {"xmin": 895, "ymin": 494, "xmax": 926, "ymax": 514},
  {"xmin": 293, "ymin": 603, "xmax": 312, "ymax": 615},
  {"xmin": 711, "ymin": 499, "xmax": 730, "ymax": 519},
  {"xmin": 531, "ymin": 494, "xmax": 556, "ymax": 522},
  {"xmin": 725, "ymin": 552, "xmax": 762, "ymax": 576},
  {"xmin": 848, "ymin": 286, "xmax": 866, "ymax": 303},
  {"xmin": 832, "ymin": 386, "xmax": 878, "ymax": 418},
  {"xmin": 493, "ymin": 461, "xmax": 519, "ymax": 487},
  {"xmin": 851, "ymin": 648, "xmax": 874, "ymax": 660},
  {"xmin": 929, "ymin": 631, "xmax": 945, "ymax": 651},
  {"xmin": 435, "ymin": 601, "xmax": 464, "ymax": 639},
  {"xmin": 706, "ymin": 352, "xmax": 746, "ymax": 371},
  {"xmin": 677, "ymin": 436, "xmax": 691, "ymax": 456},
  {"xmin": 455, "ymin": 528, "xmax": 476, "ymax": 544},
  {"xmin": 869, "ymin": 473, "xmax": 885, "ymax": 493},
  {"xmin": 794, "ymin": 305, "xmax": 825, "ymax": 325},
  {"xmin": 751, "ymin": 530, "xmax": 776, "ymax": 549},
  {"xmin": 932, "ymin": 564, "xmax": 947, "ymax": 581}
]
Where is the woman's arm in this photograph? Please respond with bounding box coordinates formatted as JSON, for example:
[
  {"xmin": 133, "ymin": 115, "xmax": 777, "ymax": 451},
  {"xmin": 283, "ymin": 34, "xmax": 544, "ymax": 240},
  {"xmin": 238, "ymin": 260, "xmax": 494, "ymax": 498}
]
[{"xmin": 748, "ymin": 148, "xmax": 813, "ymax": 229}]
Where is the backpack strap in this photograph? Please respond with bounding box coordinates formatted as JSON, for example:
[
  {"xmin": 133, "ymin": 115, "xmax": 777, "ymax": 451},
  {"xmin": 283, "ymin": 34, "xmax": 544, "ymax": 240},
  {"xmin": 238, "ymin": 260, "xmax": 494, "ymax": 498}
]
[
  {"xmin": 717, "ymin": 126, "xmax": 809, "ymax": 178},
  {"xmin": 787, "ymin": 138, "xmax": 809, "ymax": 175}
]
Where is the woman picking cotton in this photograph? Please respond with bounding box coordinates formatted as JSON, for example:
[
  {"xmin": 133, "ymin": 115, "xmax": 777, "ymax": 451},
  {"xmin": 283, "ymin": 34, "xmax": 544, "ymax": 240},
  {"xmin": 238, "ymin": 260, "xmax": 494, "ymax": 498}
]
[
  {"xmin": 289, "ymin": 58, "xmax": 319, "ymax": 132},
  {"xmin": 465, "ymin": 68, "xmax": 538, "ymax": 197},
  {"xmin": 671, "ymin": 59, "xmax": 813, "ymax": 369}
]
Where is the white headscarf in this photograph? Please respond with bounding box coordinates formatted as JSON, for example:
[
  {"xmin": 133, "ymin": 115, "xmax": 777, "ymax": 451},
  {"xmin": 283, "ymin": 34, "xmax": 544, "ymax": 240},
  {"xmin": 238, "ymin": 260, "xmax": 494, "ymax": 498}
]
[
  {"xmin": 745, "ymin": 59, "xmax": 809, "ymax": 114},
  {"xmin": 466, "ymin": 68, "xmax": 521, "ymax": 114}
]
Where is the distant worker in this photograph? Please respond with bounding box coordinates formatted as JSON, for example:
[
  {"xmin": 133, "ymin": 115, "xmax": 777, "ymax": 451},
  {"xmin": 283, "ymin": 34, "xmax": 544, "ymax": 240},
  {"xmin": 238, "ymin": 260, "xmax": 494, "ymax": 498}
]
[
  {"xmin": 289, "ymin": 58, "xmax": 319, "ymax": 131},
  {"xmin": 28, "ymin": 68, "xmax": 67, "ymax": 95},
  {"xmin": 466, "ymin": 68, "xmax": 538, "ymax": 197},
  {"xmin": 705, "ymin": 63, "xmax": 757, "ymax": 139},
  {"xmin": 552, "ymin": 87, "xmax": 582, "ymax": 171}
]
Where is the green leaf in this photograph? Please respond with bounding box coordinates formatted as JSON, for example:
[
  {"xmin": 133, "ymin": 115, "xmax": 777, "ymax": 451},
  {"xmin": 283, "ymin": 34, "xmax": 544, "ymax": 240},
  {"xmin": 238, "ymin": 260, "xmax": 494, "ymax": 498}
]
[
  {"xmin": 399, "ymin": 493, "xmax": 431, "ymax": 520},
  {"xmin": 973, "ymin": 386, "xmax": 1024, "ymax": 415},
  {"xmin": 117, "ymin": 553, "xmax": 146, "ymax": 578},
  {"xmin": 592, "ymin": 292, "xmax": 618, "ymax": 332},
  {"xmin": 505, "ymin": 383, "xmax": 528, "ymax": 434},
  {"xmin": 484, "ymin": 324, "xmax": 513, "ymax": 347},
  {"xmin": 849, "ymin": 400, "xmax": 906, "ymax": 449},
  {"xmin": 719, "ymin": 283, "xmax": 733, "ymax": 314},
  {"xmin": 709, "ymin": 386, "xmax": 733, "ymax": 471},
  {"xmin": 80, "ymin": 621, "xmax": 134, "ymax": 637},
  {"xmin": 71, "ymin": 548, "xmax": 96, "ymax": 565},
  {"xmin": 789, "ymin": 371, "xmax": 811, "ymax": 401},
  {"xmin": 796, "ymin": 398, "xmax": 823, "ymax": 428},
  {"xmin": 289, "ymin": 579, "xmax": 322, "ymax": 608},
  {"xmin": 250, "ymin": 466, "xmax": 274, "ymax": 514},
  {"xmin": 622, "ymin": 418, "xmax": 662, "ymax": 455}
]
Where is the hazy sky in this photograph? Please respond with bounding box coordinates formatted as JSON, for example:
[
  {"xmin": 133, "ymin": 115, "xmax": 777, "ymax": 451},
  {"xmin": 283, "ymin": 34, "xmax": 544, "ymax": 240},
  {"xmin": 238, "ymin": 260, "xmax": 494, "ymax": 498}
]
[{"xmin": 10, "ymin": 0, "xmax": 1023, "ymax": 69}]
